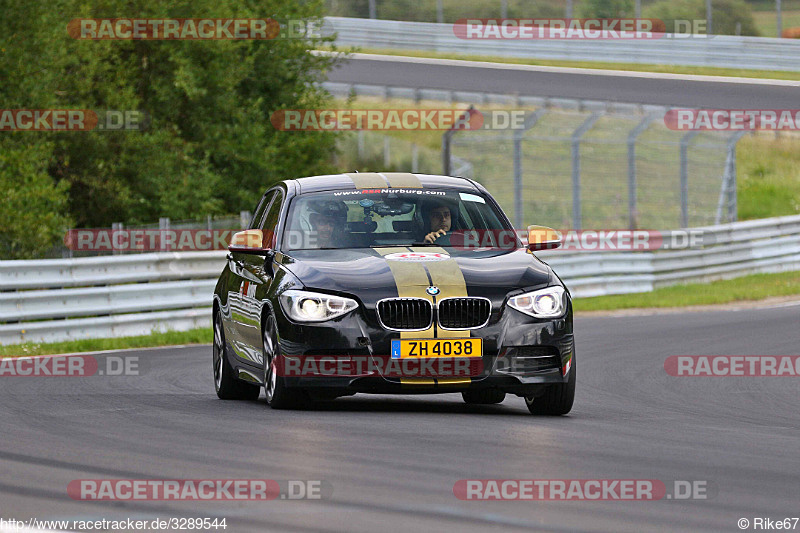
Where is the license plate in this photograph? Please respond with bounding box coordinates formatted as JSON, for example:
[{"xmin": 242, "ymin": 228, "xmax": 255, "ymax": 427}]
[{"xmin": 391, "ymin": 339, "xmax": 482, "ymax": 359}]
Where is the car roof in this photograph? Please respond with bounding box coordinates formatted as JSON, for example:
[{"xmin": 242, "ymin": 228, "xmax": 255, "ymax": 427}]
[{"xmin": 288, "ymin": 173, "xmax": 479, "ymax": 194}]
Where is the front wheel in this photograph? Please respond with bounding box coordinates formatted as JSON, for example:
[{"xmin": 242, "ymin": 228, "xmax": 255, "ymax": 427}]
[
  {"xmin": 213, "ymin": 309, "xmax": 260, "ymax": 401},
  {"xmin": 262, "ymin": 314, "xmax": 309, "ymax": 410},
  {"xmin": 525, "ymin": 356, "xmax": 575, "ymax": 415}
]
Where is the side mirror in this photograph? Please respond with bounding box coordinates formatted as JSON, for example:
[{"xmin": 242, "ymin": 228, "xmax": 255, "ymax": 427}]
[
  {"xmin": 527, "ymin": 225, "xmax": 561, "ymax": 251},
  {"xmin": 228, "ymin": 229, "xmax": 271, "ymax": 255}
]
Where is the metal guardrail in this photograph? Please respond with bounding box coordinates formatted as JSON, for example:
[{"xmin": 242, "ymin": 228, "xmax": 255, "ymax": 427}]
[
  {"xmin": 2, "ymin": 215, "xmax": 800, "ymax": 345},
  {"xmin": 326, "ymin": 17, "xmax": 800, "ymax": 72}
]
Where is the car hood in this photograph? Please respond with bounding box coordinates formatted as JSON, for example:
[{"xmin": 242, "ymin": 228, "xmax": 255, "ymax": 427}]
[{"xmin": 279, "ymin": 247, "xmax": 554, "ymax": 301}]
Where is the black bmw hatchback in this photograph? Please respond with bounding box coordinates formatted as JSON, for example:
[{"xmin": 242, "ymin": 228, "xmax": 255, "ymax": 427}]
[{"xmin": 213, "ymin": 173, "xmax": 575, "ymax": 415}]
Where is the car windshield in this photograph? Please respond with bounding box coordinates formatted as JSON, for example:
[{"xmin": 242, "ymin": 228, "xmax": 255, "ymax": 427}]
[{"xmin": 282, "ymin": 188, "xmax": 513, "ymax": 250}]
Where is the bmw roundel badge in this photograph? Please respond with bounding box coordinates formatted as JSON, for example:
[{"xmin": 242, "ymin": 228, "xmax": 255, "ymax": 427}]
[{"xmin": 426, "ymin": 286, "xmax": 440, "ymax": 296}]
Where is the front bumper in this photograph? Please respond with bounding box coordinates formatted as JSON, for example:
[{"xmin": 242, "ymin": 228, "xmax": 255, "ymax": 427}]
[{"xmin": 270, "ymin": 299, "xmax": 575, "ymax": 396}]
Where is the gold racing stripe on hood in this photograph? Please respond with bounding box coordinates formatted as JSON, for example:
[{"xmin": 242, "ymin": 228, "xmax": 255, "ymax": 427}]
[
  {"xmin": 380, "ymin": 172, "xmax": 422, "ymax": 188},
  {"xmin": 344, "ymin": 172, "xmax": 388, "ymax": 189},
  {"xmin": 408, "ymin": 246, "xmax": 471, "ymax": 339},
  {"xmin": 374, "ymin": 247, "xmax": 434, "ymax": 339}
]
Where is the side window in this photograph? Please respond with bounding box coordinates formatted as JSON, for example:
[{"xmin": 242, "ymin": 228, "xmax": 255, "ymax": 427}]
[
  {"xmin": 249, "ymin": 191, "xmax": 276, "ymax": 230},
  {"xmin": 260, "ymin": 190, "xmax": 284, "ymax": 249}
]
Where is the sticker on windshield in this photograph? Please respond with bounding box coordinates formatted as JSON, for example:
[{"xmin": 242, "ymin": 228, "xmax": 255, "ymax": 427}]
[
  {"xmin": 384, "ymin": 252, "xmax": 451, "ymax": 262},
  {"xmin": 459, "ymin": 192, "xmax": 485, "ymax": 203}
]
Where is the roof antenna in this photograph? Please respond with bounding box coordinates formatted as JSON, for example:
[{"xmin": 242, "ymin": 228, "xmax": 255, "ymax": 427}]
[{"xmin": 352, "ymin": 170, "xmax": 359, "ymax": 173}]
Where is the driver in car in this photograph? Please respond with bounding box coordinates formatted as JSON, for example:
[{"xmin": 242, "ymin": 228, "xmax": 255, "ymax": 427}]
[{"xmin": 423, "ymin": 203, "xmax": 453, "ymax": 244}]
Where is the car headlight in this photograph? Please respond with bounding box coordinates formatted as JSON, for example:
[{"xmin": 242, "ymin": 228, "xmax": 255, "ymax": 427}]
[
  {"xmin": 507, "ymin": 286, "xmax": 567, "ymax": 318},
  {"xmin": 279, "ymin": 290, "xmax": 359, "ymax": 322}
]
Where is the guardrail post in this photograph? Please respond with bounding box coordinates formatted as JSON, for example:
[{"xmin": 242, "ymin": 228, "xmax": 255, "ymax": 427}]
[
  {"xmin": 513, "ymin": 108, "xmax": 547, "ymax": 229},
  {"xmin": 358, "ymin": 130, "xmax": 365, "ymax": 160},
  {"xmin": 411, "ymin": 143, "xmax": 419, "ymax": 173},
  {"xmin": 384, "ymin": 136, "xmax": 391, "ymax": 168},
  {"xmin": 680, "ymin": 131, "xmax": 700, "ymax": 228},
  {"xmin": 571, "ymin": 112, "xmax": 603, "ymax": 230},
  {"xmin": 627, "ymin": 113, "xmax": 660, "ymax": 230}
]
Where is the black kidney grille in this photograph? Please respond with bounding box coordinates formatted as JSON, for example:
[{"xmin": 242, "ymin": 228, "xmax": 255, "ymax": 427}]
[
  {"xmin": 438, "ymin": 298, "xmax": 491, "ymax": 329},
  {"xmin": 378, "ymin": 298, "xmax": 432, "ymax": 330}
]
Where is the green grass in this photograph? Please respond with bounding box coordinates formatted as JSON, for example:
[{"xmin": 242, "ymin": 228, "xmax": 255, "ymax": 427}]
[
  {"xmin": 573, "ymin": 270, "xmax": 800, "ymax": 311},
  {"xmin": 0, "ymin": 327, "xmax": 212, "ymax": 357},
  {"xmin": 333, "ymin": 46, "xmax": 800, "ymax": 80},
  {"xmin": 738, "ymin": 135, "xmax": 800, "ymax": 219}
]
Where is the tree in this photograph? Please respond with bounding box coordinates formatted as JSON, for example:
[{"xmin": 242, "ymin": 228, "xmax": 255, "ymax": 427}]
[{"xmin": 1, "ymin": 0, "xmax": 344, "ymax": 257}]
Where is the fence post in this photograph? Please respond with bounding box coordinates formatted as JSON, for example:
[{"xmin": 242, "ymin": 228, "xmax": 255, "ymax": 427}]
[
  {"xmin": 411, "ymin": 143, "xmax": 419, "ymax": 173},
  {"xmin": 627, "ymin": 113, "xmax": 659, "ymax": 230},
  {"xmin": 571, "ymin": 112, "xmax": 603, "ymax": 230},
  {"xmin": 384, "ymin": 136, "xmax": 391, "ymax": 168},
  {"xmin": 727, "ymin": 131, "xmax": 746, "ymax": 222},
  {"xmin": 240, "ymin": 211, "xmax": 251, "ymax": 230},
  {"xmin": 680, "ymin": 130, "xmax": 700, "ymax": 228},
  {"xmin": 368, "ymin": 0, "xmax": 376, "ymax": 19},
  {"xmin": 159, "ymin": 217, "xmax": 169, "ymax": 252},
  {"xmin": 512, "ymin": 108, "xmax": 547, "ymax": 229},
  {"xmin": 112, "ymin": 222, "xmax": 122, "ymax": 255},
  {"xmin": 441, "ymin": 105, "xmax": 475, "ymax": 175},
  {"xmin": 358, "ymin": 130, "xmax": 365, "ymax": 160}
]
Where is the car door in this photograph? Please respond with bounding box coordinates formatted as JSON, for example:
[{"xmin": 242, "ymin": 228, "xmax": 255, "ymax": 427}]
[
  {"xmin": 231, "ymin": 188, "xmax": 285, "ymax": 366},
  {"xmin": 226, "ymin": 190, "xmax": 276, "ymax": 363}
]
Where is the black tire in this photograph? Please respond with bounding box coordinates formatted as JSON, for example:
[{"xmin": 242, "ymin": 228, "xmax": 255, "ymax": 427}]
[
  {"xmin": 262, "ymin": 314, "xmax": 309, "ymax": 410},
  {"xmin": 462, "ymin": 389, "xmax": 506, "ymax": 405},
  {"xmin": 525, "ymin": 356, "xmax": 575, "ymax": 415},
  {"xmin": 213, "ymin": 309, "xmax": 260, "ymax": 401}
]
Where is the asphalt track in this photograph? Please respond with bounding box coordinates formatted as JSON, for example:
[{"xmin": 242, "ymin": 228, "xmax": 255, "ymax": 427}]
[
  {"xmin": 2, "ymin": 303, "xmax": 799, "ymax": 532},
  {"xmin": 327, "ymin": 54, "xmax": 800, "ymax": 108}
]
